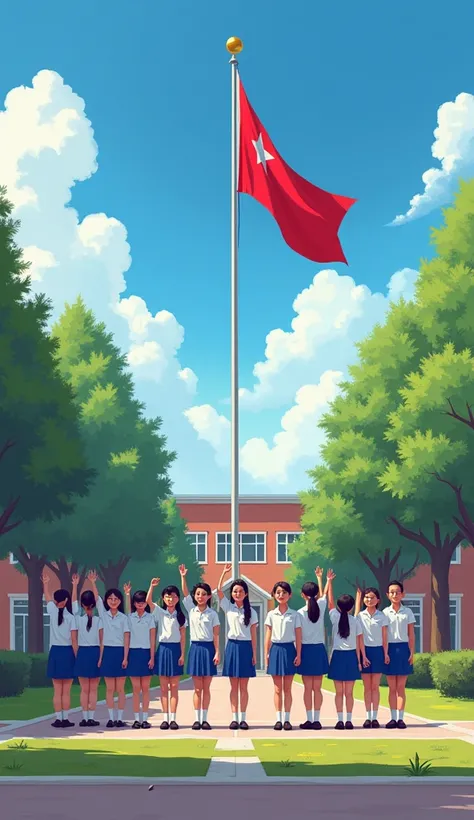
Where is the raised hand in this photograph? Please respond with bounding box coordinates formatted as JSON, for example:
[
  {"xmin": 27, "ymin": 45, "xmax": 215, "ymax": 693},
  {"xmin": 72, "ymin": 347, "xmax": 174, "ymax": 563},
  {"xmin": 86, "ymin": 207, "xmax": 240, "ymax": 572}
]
[
  {"xmin": 123, "ymin": 581, "xmax": 131, "ymax": 595},
  {"xmin": 223, "ymin": 563, "xmax": 232, "ymax": 574},
  {"xmin": 72, "ymin": 574, "xmax": 80, "ymax": 586},
  {"xmin": 326, "ymin": 568, "xmax": 336, "ymax": 582},
  {"xmin": 315, "ymin": 566, "xmax": 323, "ymax": 578},
  {"xmin": 150, "ymin": 577, "xmax": 160, "ymax": 588},
  {"xmin": 87, "ymin": 569, "xmax": 98, "ymax": 583},
  {"xmin": 179, "ymin": 564, "xmax": 188, "ymax": 576}
]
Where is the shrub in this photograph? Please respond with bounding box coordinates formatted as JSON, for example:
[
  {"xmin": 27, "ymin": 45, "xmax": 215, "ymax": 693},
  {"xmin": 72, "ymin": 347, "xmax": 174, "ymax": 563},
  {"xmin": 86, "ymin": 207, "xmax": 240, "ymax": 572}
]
[
  {"xmin": 0, "ymin": 651, "xmax": 32, "ymax": 697},
  {"xmin": 431, "ymin": 651, "xmax": 474, "ymax": 698},
  {"xmin": 406, "ymin": 653, "xmax": 433, "ymax": 688},
  {"xmin": 27, "ymin": 654, "xmax": 49, "ymax": 688}
]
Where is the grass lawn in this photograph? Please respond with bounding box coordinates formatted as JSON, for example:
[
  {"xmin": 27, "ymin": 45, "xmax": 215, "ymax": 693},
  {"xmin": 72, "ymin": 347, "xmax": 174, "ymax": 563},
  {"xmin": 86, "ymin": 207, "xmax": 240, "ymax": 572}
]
[
  {"xmin": 0, "ymin": 738, "xmax": 215, "ymax": 777},
  {"xmin": 253, "ymin": 739, "xmax": 474, "ymax": 777}
]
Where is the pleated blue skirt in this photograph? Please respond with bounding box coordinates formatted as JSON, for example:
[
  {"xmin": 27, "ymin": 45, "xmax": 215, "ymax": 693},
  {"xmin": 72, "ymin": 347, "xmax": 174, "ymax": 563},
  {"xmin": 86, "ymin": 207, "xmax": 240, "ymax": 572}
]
[
  {"xmin": 362, "ymin": 645, "xmax": 386, "ymax": 675},
  {"xmin": 155, "ymin": 642, "xmax": 183, "ymax": 677},
  {"xmin": 47, "ymin": 645, "xmax": 75, "ymax": 680},
  {"xmin": 299, "ymin": 642, "xmax": 329, "ymax": 677},
  {"xmin": 386, "ymin": 642, "xmax": 413, "ymax": 676},
  {"xmin": 101, "ymin": 646, "xmax": 127, "ymax": 678},
  {"xmin": 267, "ymin": 642, "xmax": 296, "ymax": 677},
  {"xmin": 187, "ymin": 641, "xmax": 217, "ymax": 677},
  {"xmin": 328, "ymin": 649, "xmax": 361, "ymax": 681},
  {"xmin": 223, "ymin": 639, "xmax": 256, "ymax": 678},
  {"xmin": 74, "ymin": 646, "xmax": 101, "ymax": 679}
]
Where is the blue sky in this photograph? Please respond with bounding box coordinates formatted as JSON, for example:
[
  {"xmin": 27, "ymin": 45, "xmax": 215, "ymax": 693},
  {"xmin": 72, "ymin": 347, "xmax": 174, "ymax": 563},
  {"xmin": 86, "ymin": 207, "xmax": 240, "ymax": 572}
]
[{"xmin": 1, "ymin": 0, "xmax": 474, "ymax": 493}]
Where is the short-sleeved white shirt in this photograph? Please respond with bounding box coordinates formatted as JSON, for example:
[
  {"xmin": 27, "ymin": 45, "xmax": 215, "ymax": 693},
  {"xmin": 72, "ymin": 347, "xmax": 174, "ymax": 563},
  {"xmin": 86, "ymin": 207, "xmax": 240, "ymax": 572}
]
[
  {"xmin": 153, "ymin": 606, "xmax": 187, "ymax": 643},
  {"xmin": 357, "ymin": 609, "xmax": 389, "ymax": 647},
  {"xmin": 219, "ymin": 596, "xmax": 258, "ymax": 640},
  {"xmin": 47, "ymin": 601, "xmax": 77, "ymax": 648},
  {"xmin": 265, "ymin": 607, "xmax": 302, "ymax": 643},
  {"xmin": 96, "ymin": 596, "xmax": 130, "ymax": 647},
  {"xmin": 383, "ymin": 604, "xmax": 416, "ymax": 643},
  {"xmin": 72, "ymin": 600, "xmax": 103, "ymax": 647},
  {"xmin": 329, "ymin": 608, "xmax": 362, "ymax": 651},
  {"xmin": 298, "ymin": 596, "xmax": 327, "ymax": 644},
  {"xmin": 184, "ymin": 595, "xmax": 220, "ymax": 642},
  {"xmin": 128, "ymin": 611, "xmax": 155, "ymax": 649}
]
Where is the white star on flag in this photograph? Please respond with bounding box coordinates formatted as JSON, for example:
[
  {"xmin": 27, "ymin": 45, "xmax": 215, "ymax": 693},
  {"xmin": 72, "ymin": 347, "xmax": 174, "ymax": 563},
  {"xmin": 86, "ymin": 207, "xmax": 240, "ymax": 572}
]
[{"xmin": 252, "ymin": 133, "xmax": 274, "ymax": 173}]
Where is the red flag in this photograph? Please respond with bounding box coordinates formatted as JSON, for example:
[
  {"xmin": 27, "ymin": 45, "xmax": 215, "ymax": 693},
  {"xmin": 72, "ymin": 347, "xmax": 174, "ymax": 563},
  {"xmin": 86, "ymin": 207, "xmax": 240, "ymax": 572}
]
[{"xmin": 237, "ymin": 78, "xmax": 356, "ymax": 264}]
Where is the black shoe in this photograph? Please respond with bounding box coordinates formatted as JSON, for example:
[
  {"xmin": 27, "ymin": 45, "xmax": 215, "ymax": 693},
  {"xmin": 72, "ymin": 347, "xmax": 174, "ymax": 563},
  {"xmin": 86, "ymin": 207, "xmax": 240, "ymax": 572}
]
[
  {"xmin": 273, "ymin": 721, "xmax": 283, "ymax": 731},
  {"xmin": 386, "ymin": 719, "xmax": 397, "ymax": 729},
  {"xmin": 106, "ymin": 719, "xmax": 115, "ymax": 728},
  {"xmin": 169, "ymin": 720, "xmax": 179, "ymax": 730},
  {"xmin": 363, "ymin": 719, "xmax": 372, "ymax": 728},
  {"xmin": 79, "ymin": 719, "xmax": 88, "ymax": 727},
  {"xmin": 160, "ymin": 721, "xmax": 169, "ymax": 730},
  {"xmin": 132, "ymin": 720, "xmax": 141, "ymax": 729},
  {"xmin": 51, "ymin": 719, "xmax": 62, "ymax": 728},
  {"xmin": 201, "ymin": 721, "xmax": 212, "ymax": 730},
  {"xmin": 87, "ymin": 719, "xmax": 100, "ymax": 727},
  {"xmin": 61, "ymin": 719, "xmax": 75, "ymax": 728},
  {"xmin": 371, "ymin": 719, "xmax": 380, "ymax": 728},
  {"xmin": 312, "ymin": 721, "xmax": 322, "ymax": 730},
  {"xmin": 283, "ymin": 721, "xmax": 292, "ymax": 731},
  {"xmin": 239, "ymin": 720, "xmax": 249, "ymax": 730},
  {"xmin": 335, "ymin": 720, "xmax": 345, "ymax": 729},
  {"xmin": 299, "ymin": 720, "xmax": 313, "ymax": 729},
  {"xmin": 115, "ymin": 720, "xmax": 126, "ymax": 728},
  {"xmin": 229, "ymin": 720, "xmax": 239, "ymax": 730},
  {"xmin": 345, "ymin": 721, "xmax": 354, "ymax": 730},
  {"xmin": 142, "ymin": 721, "xmax": 151, "ymax": 729},
  {"xmin": 397, "ymin": 719, "xmax": 407, "ymax": 729},
  {"xmin": 192, "ymin": 721, "xmax": 201, "ymax": 730}
]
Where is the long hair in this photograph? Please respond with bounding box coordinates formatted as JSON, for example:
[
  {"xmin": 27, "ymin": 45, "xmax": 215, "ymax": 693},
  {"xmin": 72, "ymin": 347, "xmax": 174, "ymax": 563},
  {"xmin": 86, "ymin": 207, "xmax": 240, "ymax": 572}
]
[
  {"xmin": 302, "ymin": 581, "xmax": 320, "ymax": 623},
  {"xmin": 131, "ymin": 590, "xmax": 150, "ymax": 613},
  {"xmin": 53, "ymin": 589, "xmax": 71, "ymax": 627},
  {"xmin": 191, "ymin": 582, "xmax": 212, "ymax": 608},
  {"xmin": 80, "ymin": 589, "xmax": 96, "ymax": 632},
  {"xmin": 161, "ymin": 584, "xmax": 186, "ymax": 627},
  {"xmin": 337, "ymin": 594, "xmax": 355, "ymax": 640},
  {"xmin": 230, "ymin": 578, "xmax": 251, "ymax": 627},
  {"xmin": 103, "ymin": 588, "xmax": 124, "ymax": 613},
  {"xmin": 363, "ymin": 587, "xmax": 381, "ymax": 608},
  {"xmin": 272, "ymin": 580, "xmax": 292, "ymax": 597}
]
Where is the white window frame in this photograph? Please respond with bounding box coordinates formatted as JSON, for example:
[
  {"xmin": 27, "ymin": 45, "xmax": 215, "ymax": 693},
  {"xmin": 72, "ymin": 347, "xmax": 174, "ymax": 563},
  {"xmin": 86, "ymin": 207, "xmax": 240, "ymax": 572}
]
[
  {"xmin": 276, "ymin": 531, "xmax": 302, "ymax": 564},
  {"xmin": 9, "ymin": 552, "xmax": 18, "ymax": 565},
  {"xmin": 403, "ymin": 593, "xmax": 424, "ymax": 654},
  {"xmin": 187, "ymin": 532, "xmax": 208, "ymax": 565},
  {"xmin": 451, "ymin": 545, "xmax": 461, "ymax": 565},
  {"xmin": 9, "ymin": 594, "xmax": 50, "ymax": 652},
  {"xmin": 449, "ymin": 593, "xmax": 462, "ymax": 650},
  {"xmin": 215, "ymin": 532, "xmax": 267, "ymax": 564}
]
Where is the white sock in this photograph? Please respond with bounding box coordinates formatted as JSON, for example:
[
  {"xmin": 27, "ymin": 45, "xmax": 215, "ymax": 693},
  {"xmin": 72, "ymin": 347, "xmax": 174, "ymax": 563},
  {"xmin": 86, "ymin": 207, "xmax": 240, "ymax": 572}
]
[
  {"xmin": 202, "ymin": 709, "xmax": 208, "ymax": 722},
  {"xmin": 56, "ymin": 711, "xmax": 62, "ymax": 720},
  {"xmin": 366, "ymin": 710, "xmax": 371, "ymax": 720},
  {"xmin": 82, "ymin": 711, "xmax": 88, "ymax": 720},
  {"xmin": 108, "ymin": 708, "xmax": 114, "ymax": 720},
  {"xmin": 88, "ymin": 711, "xmax": 95, "ymax": 720},
  {"xmin": 337, "ymin": 712, "xmax": 343, "ymax": 721},
  {"xmin": 134, "ymin": 713, "xmax": 140, "ymax": 721},
  {"xmin": 170, "ymin": 713, "xmax": 176, "ymax": 722},
  {"xmin": 398, "ymin": 709, "xmax": 404, "ymax": 720},
  {"xmin": 118, "ymin": 710, "xmax": 123, "ymax": 720},
  {"xmin": 276, "ymin": 711, "xmax": 282, "ymax": 722},
  {"xmin": 63, "ymin": 711, "xmax": 69, "ymax": 720},
  {"xmin": 346, "ymin": 712, "xmax": 352, "ymax": 722},
  {"xmin": 391, "ymin": 709, "xmax": 397, "ymax": 720},
  {"xmin": 240, "ymin": 711, "xmax": 246, "ymax": 722},
  {"xmin": 143, "ymin": 712, "xmax": 148, "ymax": 721},
  {"xmin": 232, "ymin": 712, "xmax": 239, "ymax": 722},
  {"xmin": 195, "ymin": 709, "xmax": 200, "ymax": 722},
  {"xmin": 314, "ymin": 710, "xmax": 320, "ymax": 722},
  {"xmin": 373, "ymin": 709, "xmax": 378, "ymax": 719},
  {"xmin": 284, "ymin": 712, "xmax": 290, "ymax": 722},
  {"xmin": 306, "ymin": 710, "xmax": 313, "ymax": 722}
]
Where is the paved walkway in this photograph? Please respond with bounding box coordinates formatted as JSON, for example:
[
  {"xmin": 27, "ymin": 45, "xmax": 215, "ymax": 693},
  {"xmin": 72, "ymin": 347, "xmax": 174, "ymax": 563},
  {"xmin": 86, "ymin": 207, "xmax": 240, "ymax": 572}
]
[{"xmin": 0, "ymin": 675, "xmax": 470, "ymax": 740}]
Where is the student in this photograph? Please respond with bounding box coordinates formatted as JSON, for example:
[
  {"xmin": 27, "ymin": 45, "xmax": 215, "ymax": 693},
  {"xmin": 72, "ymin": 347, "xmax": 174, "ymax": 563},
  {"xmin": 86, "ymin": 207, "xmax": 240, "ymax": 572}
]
[
  {"xmin": 89, "ymin": 572, "xmax": 130, "ymax": 728},
  {"xmin": 298, "ymin": 568, "xmax": 330, "ymax": 730},
  {"xmin": 265, "ymin": 580, "xmax": 302, "ymax": 731},
  {"xmin": 146, "ymin": 577, "xmax": 187, "ymax": 730},
  {"xmin": 71, "ymin": 572, "xmax": 103, "ymax": 727},
  {"xmin": 217, "ymin": 563, "xmax": 258, "ymax": 730},
  {"xmin": 179, "ymin": 564, "xmax": 220, "ymax": 730},
  {"xmin": 383, "ymin": 580, "xmax": 416, "ymax": 729},
  {"xmin": 123, "ymin": 588, "xmax": 156, "ymax": 729},
  {"xmin": 355, "ymin": 587, "xmax": 390, "ymax": 728},
  {"xmin": 41, "ymin": 570, "xmax": 78, "ymax": 729},
  {"xmin": 327, "ymin": 570, "xmax": 367, "ymax": 729}
]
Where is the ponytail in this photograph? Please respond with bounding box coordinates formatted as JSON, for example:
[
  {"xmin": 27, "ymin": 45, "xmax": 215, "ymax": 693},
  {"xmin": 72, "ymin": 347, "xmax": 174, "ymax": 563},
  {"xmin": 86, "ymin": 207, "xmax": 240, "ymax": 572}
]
[
  {"xmin": 336, "ymin": 594, "xmax": 355, "ymax": 640},
  {"xmin": 175, "ymin": 600, "xmax": 186, "ymax": 627},
  {"xmin": 301, "ymin": 581, "xmax": 320, "ymax": 624},
  {"xmin": 242, "ymin": 596, "xmax": 252, "ymax": 627},
  {"xmin": 86, "ymin": 613, "xmax": 93, "ymax": 632},
  {"xmin": 53, "ymin": 589, "xmax": 70, "ymax": 628},
  {"xmin": 58, "ymin": 608, "xmax": 64, "ymax": 627}
]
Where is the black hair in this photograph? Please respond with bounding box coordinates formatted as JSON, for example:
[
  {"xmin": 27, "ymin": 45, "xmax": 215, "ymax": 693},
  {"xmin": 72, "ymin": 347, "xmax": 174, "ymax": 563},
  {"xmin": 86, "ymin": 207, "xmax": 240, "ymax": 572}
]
[
  {"xmin": 230, "ymin": 578, "xmax": 251, "ymax": 627},
  {"xmin": 272, "ymin": 580, "xmax": 292, "ymax": 597},
  {"xmin": 191, "ymin": 581, "xmax": 212, "ymax": 608},
  {"xmin": 336, "ymin": 594, "xmax": 355, "ymax": 640},
  {"xmin": 131, "ymin": 590, "xmax": 150, "ymax": 613},
  {"xmin": 53, "ymin": 589, "xmax": 71, "ymax": 627},
  {"xmin": 363, "ymin": 587, "xmax": 381, "ymax": 608},
  {"xmin": 103, "ymin": 588, "xmax": 124, "ymax": 613},
  {"xmin": 80, "ymin": 589, "xmax": 96, "ymax": 632},
  {"xmin": 161, "ymin": 585, "xmax": 186, "ymax": 627},
  {"xmin": 302, "ymin": 581, "xmax": 320, "ymax": 623},
  {"xmin": 387, "ymin": 580, "xmax": 404, "ymax": 593}
]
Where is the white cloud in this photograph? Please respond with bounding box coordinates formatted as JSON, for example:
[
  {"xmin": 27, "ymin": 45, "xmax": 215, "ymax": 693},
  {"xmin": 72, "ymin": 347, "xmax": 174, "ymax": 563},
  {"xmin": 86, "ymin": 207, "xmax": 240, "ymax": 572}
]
[
  {"xmin": 390, "ymin": 92, "xmax": 474, "ymax": 225},
  {"xmin": 184, "ymin": 405, "xmax": 230, "ymax": 468},
  {"xmin": 21, "ymin": 246, "xmax": 57, "ymax": 281}
]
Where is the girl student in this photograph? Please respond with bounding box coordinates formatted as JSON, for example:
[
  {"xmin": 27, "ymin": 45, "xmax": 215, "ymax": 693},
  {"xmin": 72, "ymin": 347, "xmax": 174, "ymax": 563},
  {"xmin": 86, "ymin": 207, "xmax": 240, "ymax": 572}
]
[
  {"xmin": 298, "ymin": 567, "xmax": 330, "ymax": 730},
  {"xmin": 146, "ymin": 576, "xmax": 187, "ymax": 730},
  {"xmin": 265, "ymin": 580, "xmax": 302, "ymax": 731},
  {"xmin": 383, "ymin": 580, "xmax": 416, "ymax": 729},
  {"xmin": 179, "ymin": 563, "xmax": 220, "ymax": 730},
  {"xmin": 217, "ymin": 563, "xmax": 258, "ymax": 730},
  {"xmin": 123, "ymin": 586, "xmax": 156, "ymax": 729},
  {"xmin": 355, "ymin": 586, "xmax": 390, "ymax": 728},
  {"xmin": 89, "ymin": 572, "xmax": 130, "ymax": 728},
  {"xmin": 327, "ymin": 569, "xmax": 368, "ymax": 729},
  {"xmin": 41, "ymin": 570, "xmax": 78, "ymax": 729},
  {"xmin": 71, "ymin": 572, "xmax": 103, "ymax": 727}
]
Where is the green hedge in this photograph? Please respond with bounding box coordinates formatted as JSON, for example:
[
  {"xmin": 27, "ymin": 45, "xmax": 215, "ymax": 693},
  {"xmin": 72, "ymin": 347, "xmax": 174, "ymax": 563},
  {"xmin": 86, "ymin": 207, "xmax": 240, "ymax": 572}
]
[
  {"xmin": 27, "ymin": 654, "xmax": 49, "ymax": 688},
  {"xmin": 431, "ymin": 650, "xmax": 474, "ymax": 698},
  {"xmin": 406, "ymin": 653, "xmax": 434, "ymax": 688},
  {"xmin": 0, "ymin": 651, "xmax": 31, "ymax": 697}
]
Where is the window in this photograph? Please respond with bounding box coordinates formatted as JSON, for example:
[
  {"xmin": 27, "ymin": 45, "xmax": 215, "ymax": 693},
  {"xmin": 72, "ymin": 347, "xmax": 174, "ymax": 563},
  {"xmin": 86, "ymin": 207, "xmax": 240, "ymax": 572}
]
[
  {"xmin": 187, "ymin": 532, "xmax": 207, "ymax": 564},
  {"xmin": 403, "ymin": 596, "xmax": 423, "ymax": 654},
  {"xmin": 450, "ymin": 595, "xmax": 462, "ymax": 650},
  {"xmin": 451, "ymin": 545, "xmax": 462, "ymax": 565},
  {"xmin": 10, "ymin": 597, "xmax": 50, "ymax": 653},
  {"xmin": 216, "ymin": 532, "xmax": 266, "ymax": 563},
  {"xmin": 216, "ymin": 533, "xmax": 232, "ymax": 563},
  {"xmin": 276, "ymin": 532, "xmax": 301, "ymax": 563},
  {"xmin": 9, "ymin": 553, "xmax": 18, "ymax": 565}
]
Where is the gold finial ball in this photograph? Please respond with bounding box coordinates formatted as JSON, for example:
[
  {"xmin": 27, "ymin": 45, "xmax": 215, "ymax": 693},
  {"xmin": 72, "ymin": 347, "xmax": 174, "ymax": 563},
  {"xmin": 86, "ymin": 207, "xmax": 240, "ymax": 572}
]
[{"xmin": 226, "ymin": 36, "xmax": 243, "ymax": 55}]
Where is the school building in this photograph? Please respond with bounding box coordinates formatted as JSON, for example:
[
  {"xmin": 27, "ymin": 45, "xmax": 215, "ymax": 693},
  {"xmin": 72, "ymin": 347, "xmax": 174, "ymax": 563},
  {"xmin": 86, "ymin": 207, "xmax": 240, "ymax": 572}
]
[{"xmin": 1, "ymin": 494, "xmax": 472, "ymax": 669}]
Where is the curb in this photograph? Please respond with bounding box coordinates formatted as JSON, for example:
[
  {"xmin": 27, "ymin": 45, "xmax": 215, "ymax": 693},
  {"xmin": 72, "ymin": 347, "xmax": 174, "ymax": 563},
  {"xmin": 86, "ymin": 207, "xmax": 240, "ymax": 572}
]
[{"xmin": 0, "ymin": 775, "xmax": 474, "ymax": 785}]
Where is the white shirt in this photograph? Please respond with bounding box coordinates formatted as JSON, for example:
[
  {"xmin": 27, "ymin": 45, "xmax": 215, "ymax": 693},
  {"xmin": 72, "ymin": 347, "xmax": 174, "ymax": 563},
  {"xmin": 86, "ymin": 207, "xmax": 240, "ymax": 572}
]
[
  {"xmin": 265, "ymin": 607, "xmax": 302, "ymax": 643},
  {"xmin": 96, "ymin": 596, "xmax": 130, "ymax": 647},
  {"xmin": 383, "ymin": 604, "xmax": 416, "ymax": 643},
  {"xmin": 72, "ymin": 600, "xmax": 103, "ymax": 647},
  {"xmin": 219, "ymin": 596, "xmax": 258, "ymax": 640},
  {"xmin": 357, "ymin": 609, "xmax": 389, "ymax": 647},
  {"xmin": 298, "ymin": 596, "xmax": 327, "ymax": 644},
  {"xmin": 329, "ymin": 609, "xmax": 362, "ymax": 651},
  {"xmin": 47, "ymin": 601, "xmax": 77, "ymax": 648},
  {"xmin": 128, "ymin": 611, "xmax": 155, "ymax": 649},
  {"xmin": 184, "ymin": 595, "xmax": 220, "ymax": 642},
  {"xmin": 153, "ymin": 606, "xmax": 187, "ymax": 644}
]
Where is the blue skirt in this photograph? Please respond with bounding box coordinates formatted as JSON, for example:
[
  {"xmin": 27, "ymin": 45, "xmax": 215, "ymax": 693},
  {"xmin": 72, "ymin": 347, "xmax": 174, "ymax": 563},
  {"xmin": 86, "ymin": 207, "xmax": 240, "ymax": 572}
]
[
  {"xmin": 386, "ymin": 642, "xmax": 413, "ymax": 676},
  {"xmin": 101, "ymin": 646, "xmax": 127, "ymax": 678},
  {"xmin": 267, "ymin": 642, "xmax": 296, "ymax": 677},
  {"xmin": 187, "ymin": 641, "xmax": 217, "ymax": 677},
  {"xmin": 127, "ymin": 648, "xmax": 153, "ymax": 677},
  {"xmin": 155, "ymin": 643, "xmax": 183, "ymax": 677},
  {"xmin": 299, "ymin": 643, "xmax": 329, "ymax": 677},
  {"xmin": 328, "ymin": 649, "xmax": 361, "ymax": 681},
  {"xmin": 362, "ymin": 645, "xmax": 386, "ymax": 675},
  {"xmin": 223, "ymin": 639, "xmax": 256, "ymax": 678},
  {"xmin": 74, "ymin": 646, "xmax": 101, "ymax": 679},
  {"xmin": 47, "ymin": 645, "xmax": 75, "ymax": 680}
]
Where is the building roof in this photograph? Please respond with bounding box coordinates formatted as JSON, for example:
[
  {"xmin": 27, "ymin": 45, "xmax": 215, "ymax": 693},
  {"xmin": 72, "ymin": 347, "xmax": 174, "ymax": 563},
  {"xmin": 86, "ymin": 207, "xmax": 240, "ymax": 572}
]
[{"xmin": 174, "ymin": 494, "xmax": 300, "ymax": 505}]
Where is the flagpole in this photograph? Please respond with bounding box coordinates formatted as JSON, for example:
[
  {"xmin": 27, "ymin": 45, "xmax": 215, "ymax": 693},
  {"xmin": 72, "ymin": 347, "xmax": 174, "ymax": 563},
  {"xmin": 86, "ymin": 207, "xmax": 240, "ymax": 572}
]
[{"xmin": 227, "ymin": 36, "xmax": 243, "ymax": 582}]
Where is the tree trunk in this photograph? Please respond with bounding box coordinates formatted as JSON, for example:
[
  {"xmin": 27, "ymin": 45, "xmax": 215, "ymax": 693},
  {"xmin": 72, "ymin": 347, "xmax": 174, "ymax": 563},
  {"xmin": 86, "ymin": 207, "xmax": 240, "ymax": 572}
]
[
  {"xmin": 430, "ymin": 547, "xmax": 453, "ymax": 653},
  {"xmin": 358, "ymin": 547, "xmax": 408, "ymax": 605},
  {"xmin": 98, "ymin": 556, "xmax": 130, "ymax": 591},
  {"xmin": 0, "ymin": 495, "xmax": 22, "ymax": 537},
  {"xmin": 15, "ymin": 546, "xmax": 47, "ymax": 654}
]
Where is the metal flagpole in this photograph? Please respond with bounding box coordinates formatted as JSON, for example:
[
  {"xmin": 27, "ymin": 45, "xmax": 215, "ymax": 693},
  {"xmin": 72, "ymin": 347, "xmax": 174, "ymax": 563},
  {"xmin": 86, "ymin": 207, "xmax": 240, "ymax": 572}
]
[{"xmin": 226, "ymin": 36, "xmax": 243, "ymax": 581}]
